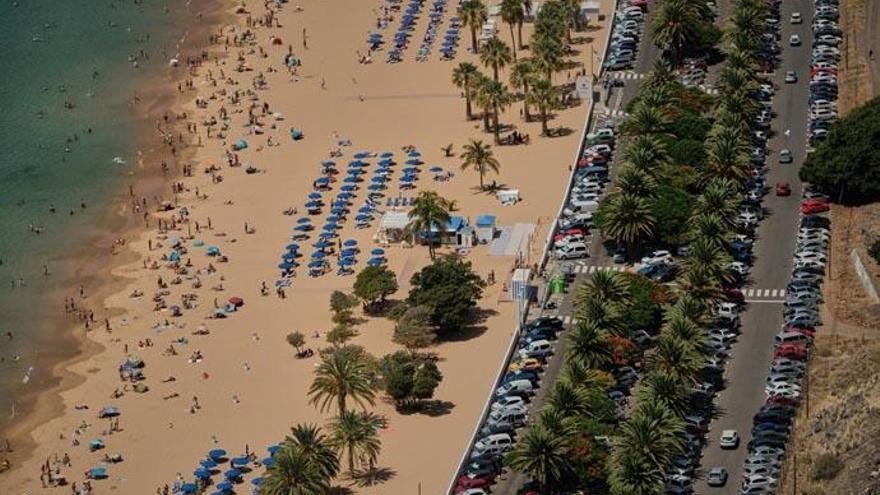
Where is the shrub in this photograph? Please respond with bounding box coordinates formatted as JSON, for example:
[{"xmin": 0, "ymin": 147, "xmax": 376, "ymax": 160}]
[{"xmin": 811, "ymin": 452, "xmax": 844, "ymax": 481}]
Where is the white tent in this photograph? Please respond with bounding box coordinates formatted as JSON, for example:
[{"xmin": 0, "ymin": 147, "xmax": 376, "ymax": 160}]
[{"xmin": 377, "ymin": 211, "xmax": 411, "ymax": 243}]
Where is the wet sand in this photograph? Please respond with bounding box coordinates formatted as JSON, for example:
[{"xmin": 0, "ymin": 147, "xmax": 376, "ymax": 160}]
[{"xmin": 0, "ymin": 0, "xmax": 612, "ymax": 493}]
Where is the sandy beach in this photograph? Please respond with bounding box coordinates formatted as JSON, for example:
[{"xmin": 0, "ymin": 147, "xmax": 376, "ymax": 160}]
[{"xmin": 1, "ymin": 0, "xmax": 611, "ymax": 493}]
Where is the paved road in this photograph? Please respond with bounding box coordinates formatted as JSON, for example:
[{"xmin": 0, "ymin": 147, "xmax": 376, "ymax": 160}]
[{"xmin": 695, "ymin": 0, "xmax": 813, "ymax": 493}]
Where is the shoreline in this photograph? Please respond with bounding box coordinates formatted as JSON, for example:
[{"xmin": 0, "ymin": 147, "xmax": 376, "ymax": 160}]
[
  {"xmin": 1, "ymin": 0, "xmax": 614, "ymax": 491},
  {"xmin": 0, "ymin": 0, "xmax": 234, "ymax": 472}
]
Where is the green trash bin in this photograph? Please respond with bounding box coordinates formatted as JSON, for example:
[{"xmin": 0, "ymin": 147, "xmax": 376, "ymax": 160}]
[{"xmin": 549, "ymin": 276, "xmax": 566, "ymax": 295}]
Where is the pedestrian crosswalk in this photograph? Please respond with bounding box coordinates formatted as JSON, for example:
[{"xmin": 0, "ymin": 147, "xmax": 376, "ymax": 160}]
[
  {"xmin": 599, "ymin": 109, "xmax": 629, "ymax": 119},
  {"xmin": 609, "ymin": 71, "xmax": 646, "ymax": 80},
  {"xmin": 562, "ymin": 315, "xmax": 579, "ymax": 325},
  {"xmin": 699, "ymin": 85, "xmax": 719, "ymax": 95},
  {"xmin": 742, "ymin": 288, "xmax": 785, "ymax": 298},
  {"xmin": 570, "ymin": 264, "xmax": 631, "ymax": 274}
]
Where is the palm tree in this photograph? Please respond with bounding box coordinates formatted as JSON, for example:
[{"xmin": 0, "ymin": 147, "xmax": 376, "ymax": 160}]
[
  {"xmin": 460, "ymin": 139, "xmax": 501, "ymax": 190},
  {"xmin": 263, "ymin": 445, "xmax": 330, "ymax": 495},
  {"xmin": 509, "ymin": 58, "xmax": 536, "ymax": 121},
  {"xmin": 308, "ymin": 349, "xmax": 376, "ymax": 415},
  {"xmin": 643, "ymin": 59, "xmax": 678, "ymax": 91},
  {"xmin": 682, "ymin": 237, "xmax": 733, "ymax": 284},
  {"xmin": 330, "ymin": 410, "xmax": 383, "ymax": 475},
  {"xmin": 651, "ymin": 0, "xmax": 702, "ymax": 64},
  {"xmin": 460, "ymin": 0, "xmax": 489, "ymax": 53},
  {"xmin": 623, "ymin": 103, "xmax": 672, "ymax": 136},
  {"xmin": 677, "ymin": 264, "xmax": 724, "ymax": 305},
  {"xmin": 596, "ymin": 192, "xmax": 656, "ymax": 258},
  {"xmin": 638, "ymin": 371, "xmax": 691, "ymax": 417},
  {"xmin": 687, "ymin": 212, "xmax": 732, "ymax": 248},
  {"xmin": 607, "ymin": 449, "xmax": 666, "ymax": 495},
  {"xmin": 692, "ymin": 179, "xmax": 740, "ymax": 227},
  {"xmin": 546, "ymin": 377, "xmax": 594, "ymax": 418},
  {"xmin": 283, "ymin": 424, "xmax": 340, "ymax": 481},
  {"xmin": 615, "ymin": 398, "xmax": 686, "ymax": 470},
  {"xmin": 575, "ymin": 269, "xmax": 633, "ymax": 308},
  {"xmin": 566, "ymin": 319, "xmax": 615, "ymax": 369},
  {"xmin": 650, "ymin": 333, "xmax": 704, "ymax": 382},
  {"xmin": 528, "ymin": 78, "xmax": 557, "ymax": 136},
  {"xmin": 665, "ymin": 293, "xmax": 710, "ymax": 327},
  {"xmin": 406, "ymin": 191, "xmax": 451, "ymax": 259},
  {"xmin": 577, "ymin": 296, "xmax": 624, "ymax": 334},
  {"xmin": 472, "ymin": 74, "xmax": 494, "ymax": 133},
  {"xmin": 531, "ymin": 36, "xmax": 564, "ymax": 82},
  {"xmin": 664, "ymin": 314, "xmax": 706, "ymax": 343},
  {"xmin": 704, "ymin": 125, "xmax": 751, "ymax": 184},
  {"xmin": 452, "ymin": 62, "xmax": 481, "ymax": 120},
  {"xmin": 562, "ymin": 359, "xmax": 612, "ymax": 391},
  {"xmin": 617, "ymin": 165, "xmax": 658, "ymax": 198},
  {"xmin": 480, "ymin": 79, "xmax": 512, "ymax": 144},
  {"xmin": 481, "ymin": 37, "xmax": 513, "ymax": 81},
  {"xmin": 504, "ymin": 425, "xmax": 570, "ymax": 494},
  {"xmin": 500, "ymin": 0, "xmax": 525, "ymax": 56},
  {"xmin": 624, "ymin": 135, "xmax": 668, "ymax": 174}
]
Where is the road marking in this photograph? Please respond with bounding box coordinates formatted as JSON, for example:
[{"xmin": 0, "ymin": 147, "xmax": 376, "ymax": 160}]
[
  {"xmin": 600, "ymin": 109, "xmax": 629, "ymax": 119},
  {"xmin": 743, "ymin": 288, "xmax": 785, "ymax": 298},
  {"xmin": 744, "ymin": 299, "xmax": 785, "ymax": 304},
  {"xmin": 609, "ymin": 71, "xmax": 645, "ymax": 80}
]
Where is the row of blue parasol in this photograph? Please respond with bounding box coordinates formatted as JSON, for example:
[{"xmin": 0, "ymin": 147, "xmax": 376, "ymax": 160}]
[
  {"xmin": 415, "ymin": 0, "xmax": 450, "ymax": 61},
  {"xmin": 388, "ymin": 0, "xmax": 424, "ymax": 63},
  {"xmin": 440, "ymin": 17, "xmax": 462, "ymax": 61}
]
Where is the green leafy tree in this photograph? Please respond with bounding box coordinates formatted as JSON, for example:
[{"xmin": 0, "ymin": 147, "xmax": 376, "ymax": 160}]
[
  {"xmin": 531, "ymin": 35, "xmax": 564, "ymax": 82},
  {"xmin": 407, "ymin": 255, "xmax": 486, "ymax": 334},
  {"xmin": 393, "ymin": 305, "xmax": 437, "ymax": 352},
  {"xmin": 326, "ymin": 323, "xmax": 359, "ymax": 348},
  {"xmin": 801, "ymin": 96, "xmax": 880, "ymax": 204},
  {"xmin": 566, "ymin": 319, "xmax": 615, "ymax": 370},
  {"xmin": 650, "ymin": 184, "xmax": 694, "ymax": 246},
  {"xmin": 286, "ymin": 331, "xmax": 306, "ymax": 355},
  {"xmin": 308, "ymin": 348, "xmax": 376, "ymax": 415},
  {"xmin": 406, "ymin": 190, "xmax": 452, "ymax": 258},
  {"xmin": 460, "ymin": 138, "xmax": 501, "ymax": 189},
  {"xmin": 452, "ymin": 62, "xmax": 482, "ymax": 120},
  {"xmin": 412, "ymin": 361, "xmax": 443, "ymax": 401},
  {"xmin": 352, "ymin": 265, "xmax": 398, "ymax": 313},
  {"xmin": 651, "ymin": 0, "xmax": 702, "ymax": 64}
]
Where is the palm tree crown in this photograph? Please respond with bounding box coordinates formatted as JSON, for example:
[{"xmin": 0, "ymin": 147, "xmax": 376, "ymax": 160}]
[
  {"xmin": 481, "ymin": 37, "xmax": 513, "ymax": 81},
  {"xmin": 308, "ymin": 348, "xmax": 376, "ymax": 415},
  {"xmin": 452, "ymin": 62, "xmax": 482, "ymax": 120},
  {"xmin": 407, "ymin": 190, "xmax": 452, "ymax": 258},
  {"xmin": 460, "ymin": 0, "xmax": 489, "ymax": 52},
  {"xmin": 460, "ymin": 139, "xmax": 501, "ymax": 190}
]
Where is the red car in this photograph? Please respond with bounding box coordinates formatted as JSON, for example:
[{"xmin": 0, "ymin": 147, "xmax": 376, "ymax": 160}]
[
  {"xmin": 801, "ymin": 200, "xmax": 830, "ymax": 214},
  {"xmin": 456, "ymin": 474, "xmax": 493, "ymax": 492},
  {"xmin": 783, "ymin": 325, "xmax": 816, "ymax": 338},
  {"xmin": 810, "ymin": 67, "xmax": 838, "ymax": 77},
  {"xmin": 775, "ymin": 182, "xmax": 791, "ymax": 196},
  {"xmin": 723, "ymin": 287, "xmax": 745, "ymax": 304},
  {"xmin": 554, "ymin": 228, "xmax": 585, "ymax": 241},
  {"xmin": 775, "ymin": 343, "xmax": 808, "ymax": 360},
  {"xmin": 767, "ymin": 395, "xmax": 801, "ymax": 407}
]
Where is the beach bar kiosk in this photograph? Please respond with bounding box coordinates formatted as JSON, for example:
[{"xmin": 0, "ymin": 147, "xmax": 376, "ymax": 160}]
[
  {"xmin": 475, "ymin": 215, "xmax": 497, "ymax": 244},
  {"xmin": 428, "ymin": 216, "xmax": 470, "ymax": 246}
]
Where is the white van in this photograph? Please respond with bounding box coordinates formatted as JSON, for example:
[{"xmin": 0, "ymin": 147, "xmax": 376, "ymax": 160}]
[
  {"xmin": 774, "ymin": 331, "xmax": 810, "ymax": 346},
  {"xmin": 470, "ymin": 433, "xmax": 513, "ymax": 459},
  {"xmin": 518, "ymin": 339, "xmax": 553, "ymax": 359},
  {"xmin": 556, "ymin": 242, "xmax": 588, "ymax": 260},
  {"xmin": 495, "ymin": 379, "xmax": 534, "ymax": 398},
  {"xmin": 487, "ymin": 405, "xmax": 528, "ymax": 428}
]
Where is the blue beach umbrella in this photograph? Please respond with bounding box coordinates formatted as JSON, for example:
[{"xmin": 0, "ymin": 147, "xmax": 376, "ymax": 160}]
[
  {"xmin": 333, "ymin": 199, "xmax": 349, "ymax": 207},
  {"xmin": 209, "ymin": 449, "xmax": 227, "ymax": 460},
  {"xmin": 367, "ymin": 258, "xmax": 384, "ymax": 267},
  {"xmin": 88, "ymin": 467, "xmax": 108, "ymax": 479},
  {"xmin": 399, "ymin": 176, "xmax": 415, "ymax": 183},
  {"xmin": 232, "ymin": 456, "xmax": 249, "ymax": 467},
  {"xmin": 405, "ymin": 158, "xmax": 422, "ymax": 165},
  {"xmin": 286, "ymin": 243, "xmax": 300, "ymax": 250},
  {"xmin": 356, "ymin": 214, "xmax": 372, "ymax": 221},
  {"xmin": 313, "ymin": 240, "xmax": 332, "ymax": 248},
  {"xmin": 371, "ymin": 248, "xmax": 385, "ymax": 256},
  {"xmin": 326, "ymin": 215, "xmax": 340, "ymax": 223},
  {"xmin": 305, "ymin": 200, "xmax": 322, "ymax": 208},
  {"xmin": 319, "ymin": 231, "xmax": 335, "ymax": 239},
  {"xmin": 194, "ymin": 468, "xmax": 212, "ymax": 480},
  {"xmin": 252, "ymin": 477, "xmax": 265, "ymax": 487},
  {"xmin": 224, "ymin": 468, "xmax": 241, "ymax": 480},
  {"xmin": 343, "ymin": 239, "xmax": 358, "ymax": 247},
  {"xmin": 341, "ymin": 249, "xmax": 358, "ymax": 258},
  {"xmin": 267, "ymin": 445, "xmax": 281, "ymax": 455},
  {"xmin": 338, "ymin": 258, "xmax": 356, "ymax": 266},
  {"xmin": 429, "ymin": 166, "xmax": 443, "ymax": 172},
  {"xmin": 311, "ymin": 251, "xmax": 327, "ymax": 259},
  {"xmin": 294, "ymin": 224, "xmax": 312, "ymax": 232},
  {"xmin": 217, "ymin": 481, "xmax": 233, "ymax": 491},
  {"xmin": 347, "ymin": 168, "xmax": 365, "ymax": 175},
  {"xmin": 338, "ymin": 191, "xmax": 355, "ymax": 199},
  {"xmin": 408, "ymin": 150, "xmax": 421, "ymax": 157},
  {"xmin": 380, "ymin": 151, "xmax": 394, "ymax": 158},
  {"xmin": 262, "ymin": 456, "xmax": 276, "ymax": 467},
  {"xmin": 278, "ymin": 262, "xmax": 293, "ymax": 270},
  {"xmin": 371, "ymin": 176, "xmax": 386, "ymax": 183},
  {"xmin": 200, "ymin": 459, "xmax": 218, "ymax": 469},
  {"xmin": 367, "ymin": 184, "xmax": 385, "ymax": 191},
  {"xmin": 308, "ymin": 260, "xmax": 326, "ymax": 268},
  {"xmin": 359, "ymin": 205, "xmax": 374, "ymax": 212},
  {"xmin": 315, "ymin": 177, "xmax": 330, "ymax": 184},
  {"xmin": 354, "ymin": 152, "xmax": 370, "ymax": 159},
  {"xmin": 308, "ymin": 192, "xmax": 322, "ymax": 200},
  {"xmin": 343, "ymin": 176, "xmax": 360, "ymax": 183},
  {"xmin": 321, "ymin": 160, "xmax": 336, "ymax": 167},
  {"xmin": 340, "ymin": 185, "xmax": 357, "ymax": 192},
  {"xmin": 297, "ymin": 217, "xmax": 312, "ymax": 224},
  {"xmin": 181, "ymin": 483, "xmax": 198, "ymax": 494}
]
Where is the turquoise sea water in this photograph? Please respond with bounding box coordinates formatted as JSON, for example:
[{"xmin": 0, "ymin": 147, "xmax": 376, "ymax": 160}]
[{"xmin": 0, "ymin": 0, "xmax": 185, "ymax": 427}]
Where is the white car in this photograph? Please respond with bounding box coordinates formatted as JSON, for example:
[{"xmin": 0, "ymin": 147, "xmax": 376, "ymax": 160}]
[
  {"xmin": 641, "ymin": 250, "xmax": 673, "ymax": 266},
  {"xmin": 491, "ymin": 396, "xmax": 526, "ymax": 412},
  {"xmin": 765, "ymin": 382, "xmax": 802, "ymax": 398},
  {"xmin": 743, "ymin": 475, "xmax": 779, "ymax": 491},
  {"xmin": 752, "ymin": 446, "xmax": 786, "ymax": 459},
  {"xmin": 790, "ymin": 12, "xmax": 802, "ymax": 23},
  {"xmin": 555, "ymin": 234, "xmax": 587, "ymax": 249},
  {"xmin": 794, "ymin": 252, "xmax": 827, "ymax": 264},
  {"xmin": 789, "ymin": 34, "xmax": 801, "ymax": 46},
  {"xmin": 556, "ymin": 242, "xmax": 589, "ymax": 260},
  {"xmin": 719, "ymin": 430, "xmax": 739, "ymax": 449},
  {"xmin": 794, "ymin": 259, "xmax": 826, "ymax": 271},
  {"xmin": 715, "ymin": 302, "xmax": 739, "ymax": 318},
  {"xmin": 729, "ymin": 261, "xmax": 750, "ymax": 277}
]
